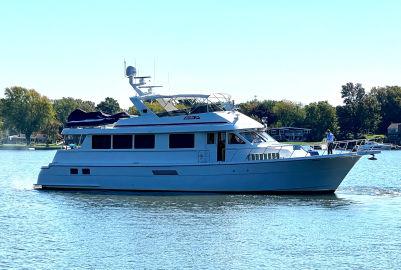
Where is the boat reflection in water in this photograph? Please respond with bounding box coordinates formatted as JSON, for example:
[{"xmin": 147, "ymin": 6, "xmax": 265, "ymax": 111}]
[{"xmin": 41, "ymin": 189, "xmax": 354, "ymax": 211}]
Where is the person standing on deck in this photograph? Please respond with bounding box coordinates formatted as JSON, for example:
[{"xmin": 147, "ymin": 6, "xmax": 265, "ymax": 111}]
[{"xmin": 326, "ymin": 130, "xmax": 335, "ymax": 154}]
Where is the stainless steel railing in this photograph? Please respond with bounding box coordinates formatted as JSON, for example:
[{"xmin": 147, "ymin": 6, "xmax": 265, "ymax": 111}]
[{"xmin": 243, "ymin": 139, "xmax": 383, "ymax": 162}]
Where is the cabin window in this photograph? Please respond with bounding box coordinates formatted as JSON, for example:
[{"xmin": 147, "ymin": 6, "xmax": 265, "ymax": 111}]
[
  {"xmin": 207, "ymin": 133, "xmax": 215, "ymax": 144},
  {"xmin": 92, "ymin": 135, "xmax": 111, "ymax": 149},
  {"xmin": 228, "ymin": 133, "xmax": 245, "ymax": 144},
  {"xmin": 134, "ymin": 134, "xmax": 155, "ymax": 149},
  {"xmin": 169, "ymin": 133, "xmax": 195, "ymax": 148},
  {"xmin": 64, "ymin": 134, "xmax": 86, "ymax": 147},
  {"xmin": 113, "ymin": 135, "xmax": 133, "ymax": 149}
]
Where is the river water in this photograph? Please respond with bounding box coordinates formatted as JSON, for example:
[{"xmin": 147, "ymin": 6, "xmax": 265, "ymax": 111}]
[{"xmin": 0, "ymin": 150, "xmax": 400, "ymax": 269}]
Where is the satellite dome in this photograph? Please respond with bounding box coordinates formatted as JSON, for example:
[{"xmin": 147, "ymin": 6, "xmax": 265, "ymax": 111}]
[{"xmin": 126, "ymin": 66, "xmax": 137, "ymax": 77}]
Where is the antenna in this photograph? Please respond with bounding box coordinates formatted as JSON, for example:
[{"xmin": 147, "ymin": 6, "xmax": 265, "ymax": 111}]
[
  {"xmin": 123, "ymin": 59, "xmax": 127, "ymax": 78},
  {"xmin": 167, "ymin": 72, "xmax": 170, "ymax": 90},
  {"xmin": 153, "ymin": 57, "xmax": 156, "ymax": 81}
]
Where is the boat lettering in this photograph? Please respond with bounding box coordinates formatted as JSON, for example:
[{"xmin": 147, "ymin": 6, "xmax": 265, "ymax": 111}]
[{"xmin": 184, "ymin": 115, "xmax": 200, "ymax": 120}]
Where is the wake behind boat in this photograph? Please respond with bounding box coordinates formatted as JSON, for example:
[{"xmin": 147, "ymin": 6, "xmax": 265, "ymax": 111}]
[{"xmin": 35, "ymin": 66, "xmax": 378, "ymax": 193}]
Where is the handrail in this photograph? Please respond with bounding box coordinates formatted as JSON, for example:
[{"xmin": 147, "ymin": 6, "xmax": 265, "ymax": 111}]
[{"xmin": 243, "ymin": 138, "xmax": 380, "ymax": 162}]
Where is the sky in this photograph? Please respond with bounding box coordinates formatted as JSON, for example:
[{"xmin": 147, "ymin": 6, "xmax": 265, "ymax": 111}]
[{"xmin": 1, "ymin": 0, "xmax": 401, "ymax": 109}]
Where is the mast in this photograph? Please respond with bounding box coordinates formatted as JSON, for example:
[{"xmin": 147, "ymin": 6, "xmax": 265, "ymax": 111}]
[{"xmin": 125, "ymin": 65, "xmax": 157, "ymax": 117}]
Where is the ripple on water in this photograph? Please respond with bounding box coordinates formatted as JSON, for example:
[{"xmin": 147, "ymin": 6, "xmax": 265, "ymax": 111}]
[
  {"xmin": 1, "ymin": 150, "xmax": 401, "ymax": 269},
  {"xmin": 338, "ymin": 186, "xmax": 401, "ymax": 196}
]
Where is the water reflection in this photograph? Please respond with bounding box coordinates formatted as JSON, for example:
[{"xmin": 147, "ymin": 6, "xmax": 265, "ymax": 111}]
[
  {"xmin": 37, "ymin": 190, "xmax": 355, "ymax": 212},
  {"xmin": 338, "ymin": 186, "xmax": 401, "ymax": 197}
]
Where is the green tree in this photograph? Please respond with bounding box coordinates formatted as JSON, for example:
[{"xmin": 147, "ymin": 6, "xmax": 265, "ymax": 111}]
[
  {"xmin": 96, "ymin": 97, "xmax": 121, "ymax": 115},
  {"xmin": 1, "ymin": 86, "xmax": 56, "ymax": 145},
  {"xmin": 272, "ymin": 100, "xmax": 305, "ymax": 127},
  {"xmin": 304, "ymin": 101, "xmax": 338, "ymax": 141},
  {"xmin": 53, "ymin": 97, "xmax": 96, "ymax": 125},
  {"xmin": 0, "ymin": 99, "xmax": 4, "ymax": 142},
  {"xmin": 238, "ymin": 100, "xmax": 277, "ymax": 125},
  {"xmin": 337, "ymin": 83, "xmax": 381, "ymax": 138},
  {"xmin": 370, "ymin": 86, "xmax": 401, "ymax": 134},
  {"xmin": 127, "ymin": 106, "xmax": 138, "ymax": 115},
  {"xmin": 128, "ymin": 101, "xmax": 168, "ymax": 115},
  {"xmin": 341, "ymin": 82, "xmax": 366, "ymax": 106},
  {"xmin": 42, "ymin": 119, "xmax": 61, "ymax": 145}
]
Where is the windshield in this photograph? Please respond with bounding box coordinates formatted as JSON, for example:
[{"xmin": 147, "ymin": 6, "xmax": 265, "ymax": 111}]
[
  {"xmin": 259, "ymin": 131, "xmax": 277, "ymax": 142},
  {"xmin": 239, "ymin": 131, "xmax": 277, "ymax": 144},
  {"xmin": 240, "ymin": 131, "xmax": 266, "ymax": 144},
  {"xmin": 155, "ymin": 100, "xmax": 226, "ymax": 117}
]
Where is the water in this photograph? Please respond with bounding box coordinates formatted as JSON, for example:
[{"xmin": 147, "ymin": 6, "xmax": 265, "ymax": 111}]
[{"xmin": 0, "ymin": 150, "xmax": 401, "ymax": 269}]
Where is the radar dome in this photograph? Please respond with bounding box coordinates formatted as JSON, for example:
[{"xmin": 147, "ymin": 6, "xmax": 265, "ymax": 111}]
[{"xmin": 126, "ymin": 66, "xmax": 137, "ymax": 77}]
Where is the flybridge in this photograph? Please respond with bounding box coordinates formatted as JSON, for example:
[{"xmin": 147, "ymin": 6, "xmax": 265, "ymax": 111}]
[
  {"xmin": 63, "ymin": 64, "xmax": 259, "ymax": 131},
  {"xmin": 125, "ymin": 65, "xmax": 235, "ymax": 117}
]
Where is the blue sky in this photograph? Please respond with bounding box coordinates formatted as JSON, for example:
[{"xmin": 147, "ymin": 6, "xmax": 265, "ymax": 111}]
[{"xmin": 1, "ymin": 0, "xmax": 401, "ymax": 108}]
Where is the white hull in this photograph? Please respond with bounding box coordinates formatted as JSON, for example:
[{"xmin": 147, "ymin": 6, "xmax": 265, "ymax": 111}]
[{"xmin": 36, "ymin": 154, "xmax": 361, "ymax": 193}]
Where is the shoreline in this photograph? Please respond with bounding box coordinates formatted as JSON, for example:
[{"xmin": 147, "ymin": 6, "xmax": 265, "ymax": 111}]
[{"xmin": 0, "ymin": 144, "xmax": 61, "ymax": 150}]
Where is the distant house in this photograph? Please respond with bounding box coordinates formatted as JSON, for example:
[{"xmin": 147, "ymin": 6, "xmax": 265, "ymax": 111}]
[
  {"xmin": 6, "ymin": 133, "xmax": 48, "ymax": 144},
  {"xmin": 387, "ymin": 123, "xmax": 401, "ymax": 145},
  {"xmin": 31, "ymin": 133, "xmax": 48, "ymax": 144},
  {"xmin": 7, "ymin": 134, "xmax": 26, "ymax": 144},
  {"xmin": 268, "ymin": 127, "xmax": 311, "ymax": 142}
]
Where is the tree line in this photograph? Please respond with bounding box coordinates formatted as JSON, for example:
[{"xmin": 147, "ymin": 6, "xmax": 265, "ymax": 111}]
[
  {"xmin": 1, "ymin": 83, "xmax": 401, "ymax": 144},
  {"xmin": 239, "ymin": 83, "xmax": 401, "ymax": 141},
  {"xmin": 0, "ymin": 87, "xmax": 123, "ymax": 145}
]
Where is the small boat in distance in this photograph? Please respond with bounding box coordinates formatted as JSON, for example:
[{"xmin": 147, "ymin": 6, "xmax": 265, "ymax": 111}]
[
  {"xmin": 358, "ymin": 140, "xmax": 392, "ymax": 151},
  {"xmin": 35, "ymin": 66, "xmax": 378, "ymax": 193}
]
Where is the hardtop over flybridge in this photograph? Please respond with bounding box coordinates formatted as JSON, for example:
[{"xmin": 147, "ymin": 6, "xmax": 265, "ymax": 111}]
[{"xmin": 35, "ymin": 65, "xmax": 378, "ymax": 193}]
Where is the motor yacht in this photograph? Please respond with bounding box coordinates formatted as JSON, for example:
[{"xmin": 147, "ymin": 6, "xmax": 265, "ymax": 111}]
[
  {"xmin": 35, "ymin": 66, "xmax": 376, "ymax": 193},
  {"xmin": 358, "ymin": 140, "xmax": 392, "ymax": 151}
]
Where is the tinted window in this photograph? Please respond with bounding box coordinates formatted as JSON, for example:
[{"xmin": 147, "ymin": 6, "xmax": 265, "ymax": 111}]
[
  {"xmin": 134, "ymin": 134, "xmax": 155, "ymax": 149},
  {"xmin": 92, "ymin": 135, "xmax": 111, "ymax": 149},
  {"xmin": 228, "ymin": 133, "xmax": 245, "ymax": 144},
  {"xmin": 169, "ymin": 133, "xmax": 195, "ymax": 148},
  {"xmin": 240, "ymin": 132, "xmax": 266, "ymax": 144},
  {"xmin": 113, "ymin": 135, "xmax": 133, "ymax": 149},
  {"xmin": 207, "ymin": 133, "xmax": 215, "ymax": 144}
]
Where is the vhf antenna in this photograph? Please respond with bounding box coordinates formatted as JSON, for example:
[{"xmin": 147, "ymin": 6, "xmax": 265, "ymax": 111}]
[{"xmin": 123, "ymin": 59, "xmax": 127, "ymax": 78}]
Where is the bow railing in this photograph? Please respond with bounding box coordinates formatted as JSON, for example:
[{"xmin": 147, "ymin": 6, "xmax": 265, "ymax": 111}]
[{"xmin": 243, "ymin": 139, "xmax": 385, "ymax": 162}]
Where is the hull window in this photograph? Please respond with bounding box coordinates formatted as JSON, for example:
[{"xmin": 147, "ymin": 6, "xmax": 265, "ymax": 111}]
[
  {"xmin": 70, "ymin": 168, "xmax": 78, "ymax": 174},
  {"xmin": 82, "ymin": 168, "xmax": 91, "ymax": 175},
  {"xmin": 152, "ymin": 170, "xmax": 178, "ymax": 175},
  {"xmin": 92, "ymin": 135, "xmax": 111, "ymax": 149},
  {"xmin": 169, "ymin": 133, "xmax": 195, "ymax": 148},
  {"xmin": 113, "ymin": 135, "xmax": 133, "ymax": 149},
  {"xmin": 134, "ymin": 134, "xmax": 155, "ymax": 149}
]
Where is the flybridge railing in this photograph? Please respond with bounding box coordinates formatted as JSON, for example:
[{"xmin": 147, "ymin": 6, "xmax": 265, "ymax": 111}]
[{"xmin": 243, "ymin": 139, "xmax": 382, "ymax": 162}]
